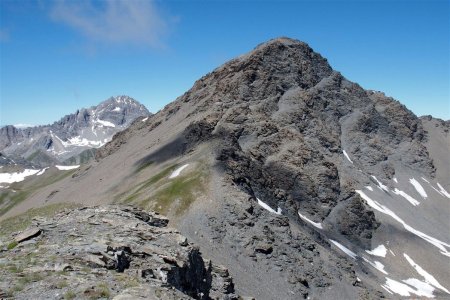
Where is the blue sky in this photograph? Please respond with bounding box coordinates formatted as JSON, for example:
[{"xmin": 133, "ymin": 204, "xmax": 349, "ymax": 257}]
[{"xmin": 1, "ymin": 0, "xmax": 449, "ymax": 126}]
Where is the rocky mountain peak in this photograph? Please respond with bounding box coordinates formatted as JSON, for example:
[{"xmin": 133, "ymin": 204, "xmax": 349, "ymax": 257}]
[
  {"xmin": 206, "ymin": 37, "xmax": 333, "ymax": 91},
  {"xmin": 0, "ymin": 96, "xmax": 150, "ymax": 167}
]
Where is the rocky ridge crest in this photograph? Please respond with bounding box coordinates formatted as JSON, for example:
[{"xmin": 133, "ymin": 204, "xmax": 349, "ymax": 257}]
[{"xmin": 0, "ymin": 205, "xmax": 239, "ymax": 299}]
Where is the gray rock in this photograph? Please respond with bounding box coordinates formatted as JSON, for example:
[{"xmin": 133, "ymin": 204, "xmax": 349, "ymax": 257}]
[
  {"xmin": 14, "ymin": 227, "xmax": 41, "ymax": 243},
  {"xmin": 0, "ymin": 205, "xmax": 240, "ymax": 300}
]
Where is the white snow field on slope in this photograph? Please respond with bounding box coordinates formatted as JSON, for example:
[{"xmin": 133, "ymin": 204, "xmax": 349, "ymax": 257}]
[
  {"xmin": 355, "ymin": 190, "xmax": 450, "ymax": 256},
  {"xmin": 169, "ymin": 164, "xmax": 189, "ymax": 179},
  {"xmin": 409, "ymin": 178, "xmax": 428, "ymax": 198},
  {"xmin": 329, "ymin": 240, "xmax": 357, "ymax": 259},
  {"xmin": 35, "ymin": 168, "xmax": 49, "ymax": 176},
  {"xmin": 55, "ymin": 165, "xmax": 80, "ymax": 171},
  {"xmin": 358, "ymin": 179, "xmax": 450, "ymax": 297},
  {"xmin": 371, "ymin": 176, "xmax": 389, "ymax": 192},
  {"xmin": 298, "ymin": 211, "xmax": 323, "ymax": 229},
  {"xmin": 0, "ymin": 169, "xmax": 41, "ymax": 184},
  {"xmin": 382, "ymin": 277, "xmax": 434, "ymax": 298},
  {"xmin": 362, "ymin": 257, "xmax": 387, "ymax": 275},
  {"xmin": 366, "ymin": 244, "xmax": 387, "ymax": 257},
  {"xmin": 436, "ymin": 183, "xmax": 450, "ymax": 199},
  {"xmin": 403, "ymin": 253, "xmax": 450, "ymax": 294},
  {"xmin": 96, "ymin": 119, "xmax": 116, "ymax": 128},
  {"xmin": 66, "ymin": 136, "xmax": 108, "ymax": 148},
  {"xmin": 257, "ymin": 198, "xmax": 282, "ymax": 215},
  {"xmin": 343, "ymin": 150, "xmax": 353, "ymax": 164},
  {"xmin": 392, "ymin": 188, "xmax": 420, "ymax": 206}
]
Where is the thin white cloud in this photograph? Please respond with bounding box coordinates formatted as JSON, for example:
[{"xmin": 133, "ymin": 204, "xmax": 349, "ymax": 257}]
[
  {"xmin": 14, "ymin": 124, "xmax": 34, "ymax": 129},
  {"xmin": 50, "ymin": 0, "xmax": 170, "ymax": 48}
]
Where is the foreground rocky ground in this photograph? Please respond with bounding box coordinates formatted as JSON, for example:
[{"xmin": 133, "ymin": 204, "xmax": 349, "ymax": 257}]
[{"xmin": 0, "ymin": 205, "xmax": 239, "ymax": 299}]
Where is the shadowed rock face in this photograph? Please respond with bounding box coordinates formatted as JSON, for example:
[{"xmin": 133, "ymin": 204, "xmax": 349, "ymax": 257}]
[
  {"xmin": 0, "ymin": 96, "xmax": 150, "ymax": 167},
  {"xmin": 0, "ymin": 206, "xmax": 238, "ymax": 299}
]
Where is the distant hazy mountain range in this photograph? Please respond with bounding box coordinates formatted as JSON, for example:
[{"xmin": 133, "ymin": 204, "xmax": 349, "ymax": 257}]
[{"xmin": 0, "ymin": 96, "xmax": 150, "ymax": 167}]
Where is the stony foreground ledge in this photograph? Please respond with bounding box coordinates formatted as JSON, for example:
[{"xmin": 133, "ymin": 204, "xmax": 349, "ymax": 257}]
[{"xmin": 0, "ymin": 205, "xmax": 242, "ymax": 300}]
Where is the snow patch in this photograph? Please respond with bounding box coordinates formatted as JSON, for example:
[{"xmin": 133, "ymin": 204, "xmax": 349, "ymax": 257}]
[
  {"xmin": 437, "ymin": 183, "xmax": 450, "ymax": 199},
  {"xmin": 409, "ymin": 178, "xmax": 427, "ymax": 198},
  {"xmin": 362, "ymin": 257, "xmax": 388, "ymax": 274},
  {"xmin": 382, "ymin": 277, "xmax": 434, "ymax": 298},
  {"xmin": 66, "ymin": 136, "xmax": 108, "ymax": 148},
  {"xmin": 392, "ymin": 188, "xmax": 420, "ymax": 206},
  {"xmin": 329, "ymin": 240, "xmax": 357, "ymax": 259},
  {"xmin": 402, "ymin": 278, "xmax": 435, "ymax": 298},
  {"xmin": 371, "ymin": 176, "xmax": 389, "ymax": 192},
  {"xmin": 366, "ymin": 244, "xmax": 387, "ymax": 257},
  {"xmin": 13, "ymin": 123, "xmax": 33, "ymax": 129},
  {"xmin": 343, "ymin": 150, "xmax": 353, "ymax": 164},
  {"xmin": 112, "ymin": 107, "xmax": 121, "ymax": 112},
  {"xmin": 257, "ymin": 198, "xmax": 282, "ymax": 215},
  {"xmin": 0, "ymin": 169, "xmax": 40, "ymax": 183},
  {"xmin": 404, "ymin": 253, "xmax": 450, "ymax": 294},
  {"xmin": 169, "ymin": 164, "xmax": 189, "ymax": 179},
  {"xmin": 365, "ymin": 186, "xmax": 373, "ymax": 191},
  {"xmin": 393, "ymin": 177, "xmax": 398, "ymax": 183},
  {"xmin": 55, "ymin": 165, "xmax": 80, "ymax": 171},
  {"xmin": 298, "ymin": 212, "xmax": 323, "ymax": 229},
  {"xmin": 35, "ymin": 168, "xmax": 49, "ymax": 176},
  {"xmin": 355, "ymin": 190, "xmax": 450, "ymax": 257},
  {"xmin": 421, "ymin": 177, "xmax": 430, "ymax": 183},
  {"xmin": 97, "ymin": 119, "xmax": 115, "ymax": 127},
  {"xmin": 355, "ymin": 190, "xmax": 450, "ymax": 256},
  {"xmin": 142, "ymin": 117, "xmax": 148, "ymax": 122}
]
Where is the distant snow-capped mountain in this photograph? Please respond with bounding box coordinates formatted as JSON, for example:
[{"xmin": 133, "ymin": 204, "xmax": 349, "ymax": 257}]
[{"xmin": 0, "ymin": 95, "xmax": 150, "ymax": 166}]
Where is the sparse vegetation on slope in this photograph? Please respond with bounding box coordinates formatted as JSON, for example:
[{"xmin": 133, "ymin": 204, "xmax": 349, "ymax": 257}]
[
  {"xmin": 115, "ymin": 163, "xmax": 208, "ymax": 216},
  {"xmin": 0, "ymin": 169, "xmax": 77, "ymax": 217}
]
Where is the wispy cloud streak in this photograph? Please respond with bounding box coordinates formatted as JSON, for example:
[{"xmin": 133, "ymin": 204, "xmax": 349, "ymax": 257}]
[{"xmin": 50, "ymin": 0, "xmax": 170, "ymax": 48}]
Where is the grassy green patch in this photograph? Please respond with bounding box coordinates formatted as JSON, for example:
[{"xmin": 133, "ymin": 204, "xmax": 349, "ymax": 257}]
[
  {"xmin": 143, "ymin": 169, "xmax": 206, "ymax": 215},
  {"xmin": 7, "ymin": 263, "xmax": 23, "ymax": 273},
  {"xmin": 64, "ymin": 290, "xmax": 76, "ymax": 300},
  {"xmin": 7, "ymin": 241, "xmax": 18, "ymax": 250},
  {"xmin": 0, "ymin": 202, "xmax": 80, "ymax": 237},
  {"xmin": 18, "ymin": 272, "xmax": 46, "ymax": 285},
  {"xmin": 134, "ymin": 159, "xmax": 154, "ymax": 173},
  {"xmin": 26, "ymin": 150, "xmax": 41, "ymax": 162},
  {"xmin": 33, "ymin": 170, "xmax": 77, "ymax": 189},
  {"xmin": 84, "ymin": 282, "xmax": 110, "ymax": 299},
  {"xmin": 114, "ymin": 273, "xmax": 139, "ymax": 288},
  {"xmin": 135, "ymin": 165, "xmax": 176, "ymax": 193},
  {"xmin": 115, "ymin": 164, "xmax": 176, "ymax": 204},
  {"xmin": 0, "ymin": 190, "xmax": 31, "ymax": 217},
  {"xmin": 56, "ymin": 279, "xmax": 68, "ymax": 289}
]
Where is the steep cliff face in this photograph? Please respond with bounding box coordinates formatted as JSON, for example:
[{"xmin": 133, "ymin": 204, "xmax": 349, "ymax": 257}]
[
  {"xmin": 2, "ymin": 38, "xmax": 449, "ymax": 299},
  {"xmin": 0, "ymin": 96, "xmax": 150, "ymax": 167}
]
